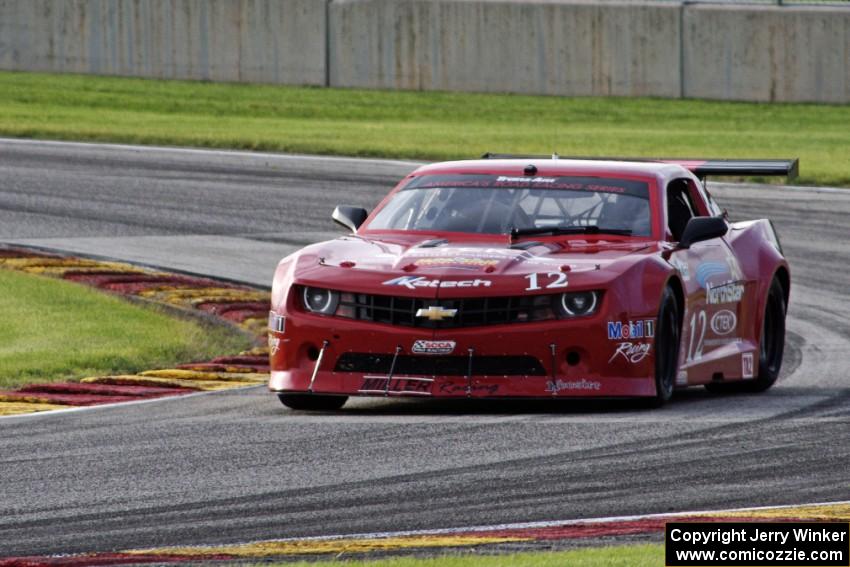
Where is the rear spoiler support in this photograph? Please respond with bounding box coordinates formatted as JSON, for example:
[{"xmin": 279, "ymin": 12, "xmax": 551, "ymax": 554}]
[{"xmin": 480, "ymin": 153, "xmax": 799, "ymax": 182}]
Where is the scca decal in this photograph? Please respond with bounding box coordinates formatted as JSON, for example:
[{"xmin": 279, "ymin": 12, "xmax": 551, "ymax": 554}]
[
  {"xmin": 412, "ymin": 340, "xmax": 456, "ymax": 355},
  {"xmin": 383, "ymin": 276, "xmax": 492, "ymax": 289}
]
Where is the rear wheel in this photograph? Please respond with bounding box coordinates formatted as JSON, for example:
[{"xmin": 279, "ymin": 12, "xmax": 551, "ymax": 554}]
[
  {"xmin": 744, "ymin": 277, "xmax": 786, "ymax": 392},
  {"xmin": 278, "ymin": 393, "xmax": 348, "ymax": 411},
  {"xmin": 705, "ymin": 276, "xmax": 786, "ymax": 394},
  {"xmin": 651, "ymin": 286, "xmax": 681, "ymax": 407}
]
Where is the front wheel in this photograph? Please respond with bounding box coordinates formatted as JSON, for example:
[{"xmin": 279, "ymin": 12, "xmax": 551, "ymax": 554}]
[
  {"xmin": 651, "ymin": 286, "xmax": 682, "ymax": 407},
  {"xmin": 278, "ymin": 393, "xmax": 348, "ymax": 411}
]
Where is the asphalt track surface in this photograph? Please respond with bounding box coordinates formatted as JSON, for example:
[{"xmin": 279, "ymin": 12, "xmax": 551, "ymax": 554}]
[{"xmin": 0, "ymin": 139, "xmax": 848, "ymax": 557}]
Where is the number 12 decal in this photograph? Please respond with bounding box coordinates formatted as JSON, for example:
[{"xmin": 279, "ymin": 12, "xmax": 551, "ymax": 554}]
[
  {"xmin": 686, "ymin": 310, "xmax": 706, "ymax": 362},
  {"xmin": 525, "ymin": 272, "xmax": 568, "ymax": 291}
]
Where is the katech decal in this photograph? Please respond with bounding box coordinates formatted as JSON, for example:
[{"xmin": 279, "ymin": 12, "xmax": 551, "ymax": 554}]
[
  {"xmin": 609, "ymin": 342, "xmax": 652, "ymax": 364},
  {"xmin": 707, "ymin": 281, "xmax": 745, "ymax": 305},
  {"xmin": 742, "ymin": 352, "xmax": 755, "ymax": 379},
  {"xmin": 383, "ymin": 276, "xmax": 492, "ymax": 289},
  {"xmin": 607, "ymin": 319, "xmax": 655, "ymax": 340},
  {"xmin": 359, "ymin": 377, "xmax": 432, "ymax": 394},
  {"xmin": 411, "ymin": 340, "xmax": 456, "ymax": 355},
  {"xmin": 545, "ymin": 379, "xmax": 601, "ymax": 393},
  {"xmin": 710, "ymin": 309, "xmax": 737, "ymax": 336}
]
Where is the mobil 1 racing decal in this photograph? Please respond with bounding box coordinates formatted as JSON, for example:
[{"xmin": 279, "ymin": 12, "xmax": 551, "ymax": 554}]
[
  {"xmin": 607, "ymin": 319, "xmax": 654, "ymax": 364},
  {"xmin": 607, "ymin": 319, "xmax": 655, "ymax": 340}
]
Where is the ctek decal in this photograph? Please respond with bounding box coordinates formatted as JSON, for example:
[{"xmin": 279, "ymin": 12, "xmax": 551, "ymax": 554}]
[
  {"xmin": 607, "ymin": 319, "xmax": 655, "ymax": 340},
  {"xmin": 412, "ymin": 339, "xmax": 456, "ymax": 355},
  {"xmin": 742, "ymin": 352, "xmax": 755, "ymax": 379},
  {"xmin": 609, "ymin": 342, "xmax": 652, "ymax": 364},
  {"xmin": 710, "ymin": 309, "xmax": 737, "ymax": 336},
  {"xmin": 383, "ymin": 276, "xmax": 492, "ymax": 289},
  {"xmin": 545, "ymin": 379, "xmax": 601, "ymax": 393},
  {"xmin": 706, "ymin": 282, "xmax": 745, "ymax": 305}
]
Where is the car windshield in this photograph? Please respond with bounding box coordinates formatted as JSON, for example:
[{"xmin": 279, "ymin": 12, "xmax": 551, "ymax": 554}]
[{"xmin": 367, "ymin": 174, "xmax": 652, "ymax": 236}]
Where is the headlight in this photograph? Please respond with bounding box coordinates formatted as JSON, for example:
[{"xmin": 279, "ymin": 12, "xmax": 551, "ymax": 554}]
[
  {"xmin": 558, "ymin": 291, "xmax": 598, "ymax": 318},
  {"xmin": 301, "ymin": 287, "xmax": 339, "ymax": 315}
]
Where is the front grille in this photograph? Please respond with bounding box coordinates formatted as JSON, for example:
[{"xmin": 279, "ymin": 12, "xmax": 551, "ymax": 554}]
[
  {"xmin": 333, "ymin": 291, "xmax": 557, "ymax": 329},
  {"xmin": 334, "ymin": 353, "xmax": 546, "ymax": 376}
]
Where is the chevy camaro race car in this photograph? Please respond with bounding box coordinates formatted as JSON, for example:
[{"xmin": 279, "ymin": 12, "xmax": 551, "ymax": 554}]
[{"xmin": 268, "ymin": 155, "xmax": 795, "ymax": 409}]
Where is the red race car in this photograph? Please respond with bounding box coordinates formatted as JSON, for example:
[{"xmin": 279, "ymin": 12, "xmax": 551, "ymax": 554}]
[{"xmin": 268, "ymin": 155, "xmax": 795, "ymax": 409}]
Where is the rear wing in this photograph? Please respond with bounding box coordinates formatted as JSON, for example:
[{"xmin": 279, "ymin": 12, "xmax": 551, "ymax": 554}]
[{"xmin": 480, "ymin": 153, "xmax": 799, "ymax": 181}]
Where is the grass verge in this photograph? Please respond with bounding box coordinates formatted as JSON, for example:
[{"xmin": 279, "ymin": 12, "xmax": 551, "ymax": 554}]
[
  {"xmin": 257, "ymin": 544, "xmax": 663, "ymax": 567},
  {"xmin": 1, "ymin": 71, "xmax": 849, "ymax": 186},
  {"xmin": 0, "ymin": 269, "xmax": 251, "ymax": 389}
]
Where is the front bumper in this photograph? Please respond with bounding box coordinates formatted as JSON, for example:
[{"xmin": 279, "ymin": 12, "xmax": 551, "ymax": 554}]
[{"xmin": 268, "ymin": 312, "xmax": 658, "ymax": 399}]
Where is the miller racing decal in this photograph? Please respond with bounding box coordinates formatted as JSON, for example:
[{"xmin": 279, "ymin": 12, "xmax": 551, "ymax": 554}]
[{"xmin": 359, "ymin": 376, "xmax": 433, "ymax": 395}]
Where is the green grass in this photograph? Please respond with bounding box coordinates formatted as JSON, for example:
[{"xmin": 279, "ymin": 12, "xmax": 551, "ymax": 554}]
[
  {"xmin": 0, "ymin": 269, "xmax": 251, "ymax": 389},
  {"xmin": 1, "ymin": 71, "xmax": 849, "ymax": 186},
  {"xmin": 258, "ymin": 544, "xmax": 663, "ymax": 567}
]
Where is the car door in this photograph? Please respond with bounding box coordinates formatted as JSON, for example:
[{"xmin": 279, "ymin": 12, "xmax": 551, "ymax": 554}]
[{"xmin": 666, "ymin": 178, "xmax": 749, "ymax": 385}]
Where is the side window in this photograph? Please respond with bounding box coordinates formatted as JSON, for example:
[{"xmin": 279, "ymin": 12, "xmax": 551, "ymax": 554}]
[{"xmin": 666, "ymin": 179, "xmax": 700, "ymax": 242}]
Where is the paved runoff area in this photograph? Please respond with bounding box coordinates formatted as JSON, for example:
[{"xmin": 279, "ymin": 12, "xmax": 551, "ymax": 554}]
[{"xmin": 0, "ymin": 139, "xmax": 848, "ymax": 561}]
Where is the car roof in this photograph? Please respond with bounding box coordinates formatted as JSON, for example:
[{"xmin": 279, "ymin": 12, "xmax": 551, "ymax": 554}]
[{"xmin": 411, "ymin": 158, "xmax": 691, "ymax": 183}]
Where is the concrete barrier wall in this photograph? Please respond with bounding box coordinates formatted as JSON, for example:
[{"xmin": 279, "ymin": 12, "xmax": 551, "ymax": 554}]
[
  {"xmin": 329, "ymin": 0, "xmax": 682, "ymax": 97},
  {"xmin": 0, "ymin": 0, "xmax": 848, "ymax": 102},
  {"xmin": 683, "ymin": 4, "xmax": 850, "ymax": 103},
  {"xmin": 0, "ymin": 0, "xmax": 327, "ymax": 85}
]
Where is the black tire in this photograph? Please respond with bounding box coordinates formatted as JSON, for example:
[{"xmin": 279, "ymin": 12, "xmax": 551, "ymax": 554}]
[
  {"xmin": 705, "ymin": 276, "xmax": 786, "ymax": 394},
  {"xmin": 744, "ymin": 277, "xmax": 786, "ymax": 392},
  {"xmin": 651, "ymin": 286, "xmax": 681, "ymax": 407},
  {"xmin": 278, "ymin": 393, "xmax": 348, "ymax": 411}
]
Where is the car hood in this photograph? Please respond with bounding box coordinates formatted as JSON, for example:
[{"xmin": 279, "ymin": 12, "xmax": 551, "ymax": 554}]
[{"xmin": 291, "ymin": 235, "xmax": 659, "ymax": 295}]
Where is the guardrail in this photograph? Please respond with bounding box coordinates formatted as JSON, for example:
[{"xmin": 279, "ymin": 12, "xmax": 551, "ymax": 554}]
[{"xmin": 1, "ymin": 0, "xmax": 848, "ymax": 103}]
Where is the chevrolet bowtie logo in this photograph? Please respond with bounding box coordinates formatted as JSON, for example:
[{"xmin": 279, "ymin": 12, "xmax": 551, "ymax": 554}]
[{"xmin": 416, "ymin": 305, "xmax": 458, "ymax": 321}]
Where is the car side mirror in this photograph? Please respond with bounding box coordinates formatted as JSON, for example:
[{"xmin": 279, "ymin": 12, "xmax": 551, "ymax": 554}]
[
  {"xmin": 677, "ymin": 216, "xmax": 728, "ymax": 249},
  {"xmin": 332, "ymin": 206, "xmax": 369, "ymax": 233}
]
